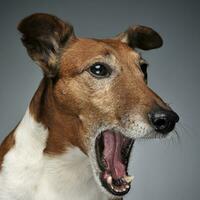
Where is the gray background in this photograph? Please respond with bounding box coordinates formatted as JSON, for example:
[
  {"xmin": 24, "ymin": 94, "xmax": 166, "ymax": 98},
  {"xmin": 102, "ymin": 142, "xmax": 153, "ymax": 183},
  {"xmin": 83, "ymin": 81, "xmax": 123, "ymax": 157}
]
[{"xmin": 0, "ymin": 0, "xmax": 199, "ymax": 200}]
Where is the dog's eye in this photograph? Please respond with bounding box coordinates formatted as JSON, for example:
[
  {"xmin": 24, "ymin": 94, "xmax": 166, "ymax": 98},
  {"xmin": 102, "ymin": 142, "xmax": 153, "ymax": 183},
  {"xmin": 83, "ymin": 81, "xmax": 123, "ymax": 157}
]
[
  {"xmin": 140, "ymin": 62, "xmax": 148, "ymax": 74},
  {"xmin": 140, "ymin": 61, "xmax": 148, "ymax": 80},
  {"xmin": 88, "ymin": 63, "xmax": 112, "ymax": 78}
]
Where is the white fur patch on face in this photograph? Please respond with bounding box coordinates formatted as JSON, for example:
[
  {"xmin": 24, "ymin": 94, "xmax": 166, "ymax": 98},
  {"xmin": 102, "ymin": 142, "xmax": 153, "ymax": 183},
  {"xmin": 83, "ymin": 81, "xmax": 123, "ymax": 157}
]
[
  {"xmin": 120, "ymin": 114, "xmax": 154, "ymax": 138},
  {"xmin": 0, "ymin": 108, "xmax": 109, "ymax": 200}
]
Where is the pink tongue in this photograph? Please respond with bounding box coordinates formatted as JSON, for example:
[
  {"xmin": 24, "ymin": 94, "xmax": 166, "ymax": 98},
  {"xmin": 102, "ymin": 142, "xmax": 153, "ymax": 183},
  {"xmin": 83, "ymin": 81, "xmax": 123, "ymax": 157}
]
[{"xmin": 103, "ymin": 131, "xmax": 126, "ymax": 179}]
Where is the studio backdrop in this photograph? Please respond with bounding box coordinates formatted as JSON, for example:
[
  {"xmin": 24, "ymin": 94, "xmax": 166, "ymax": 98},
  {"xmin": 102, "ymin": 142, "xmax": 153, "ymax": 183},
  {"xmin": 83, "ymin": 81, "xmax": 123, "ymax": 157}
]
[{"xmin": 0, "ymin": 1, "xmax": 199, "ymax": 200}]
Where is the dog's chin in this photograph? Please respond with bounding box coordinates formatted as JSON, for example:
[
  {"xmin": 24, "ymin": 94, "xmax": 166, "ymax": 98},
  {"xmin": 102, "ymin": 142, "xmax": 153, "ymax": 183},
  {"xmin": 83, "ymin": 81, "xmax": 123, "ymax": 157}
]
[{"xmin": 90, "ymin": 129, "xmax": 135, "ymax": 197}]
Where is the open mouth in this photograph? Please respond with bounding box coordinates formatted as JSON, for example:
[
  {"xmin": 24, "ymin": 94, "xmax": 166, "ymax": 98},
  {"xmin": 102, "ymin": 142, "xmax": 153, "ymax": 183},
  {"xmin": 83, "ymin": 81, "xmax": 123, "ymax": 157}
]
[{"xmin": 95, "ymin": 130, "xmax": 135, "ymax": 196}]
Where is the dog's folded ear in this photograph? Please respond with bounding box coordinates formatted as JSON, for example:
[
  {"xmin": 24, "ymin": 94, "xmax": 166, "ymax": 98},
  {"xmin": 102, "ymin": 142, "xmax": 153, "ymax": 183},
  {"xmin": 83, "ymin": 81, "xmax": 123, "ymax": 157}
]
[
  {"xmin": 116, "ymin": 25, "xmax": 163, "ymax": 50},
  {"xmin": 18, "ymin": 13, "xmax": 75, "ymax": 77}
]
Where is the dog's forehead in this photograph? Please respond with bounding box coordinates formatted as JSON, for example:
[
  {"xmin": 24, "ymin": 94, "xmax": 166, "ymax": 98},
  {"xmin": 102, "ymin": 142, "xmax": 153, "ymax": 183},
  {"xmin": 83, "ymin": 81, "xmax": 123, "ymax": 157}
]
[{"xmin": 60, "ymin": 38, "xmax": 140, "ymax": 74}]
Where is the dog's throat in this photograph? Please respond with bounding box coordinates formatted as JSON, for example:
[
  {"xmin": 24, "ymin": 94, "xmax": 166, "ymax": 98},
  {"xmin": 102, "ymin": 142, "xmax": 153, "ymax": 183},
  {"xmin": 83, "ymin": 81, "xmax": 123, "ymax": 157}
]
[{"xmin": 103, "ymin": 131, "xmax": 126, "ymax": 179}]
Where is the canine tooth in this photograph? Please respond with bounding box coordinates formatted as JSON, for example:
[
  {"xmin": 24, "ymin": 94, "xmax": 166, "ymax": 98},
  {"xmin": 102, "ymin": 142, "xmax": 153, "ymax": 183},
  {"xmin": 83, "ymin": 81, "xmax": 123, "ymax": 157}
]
[
  {"xmin": 124, "ymin": 175, "xmax": 134, "ymax": 183},
  {"xmin": 107, "ymin": 176, "xmax": 112, "ymax": 184},
  {"xmin": 125, "ymin": 185, "xmax": 130, "ymax": 189}
]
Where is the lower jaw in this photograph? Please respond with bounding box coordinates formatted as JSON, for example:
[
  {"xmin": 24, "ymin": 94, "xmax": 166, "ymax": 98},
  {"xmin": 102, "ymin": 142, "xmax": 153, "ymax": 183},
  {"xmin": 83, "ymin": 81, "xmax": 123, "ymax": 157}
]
[{"xmin": 100, "ymin": 172, "xmax": 132, "ymax": 196}]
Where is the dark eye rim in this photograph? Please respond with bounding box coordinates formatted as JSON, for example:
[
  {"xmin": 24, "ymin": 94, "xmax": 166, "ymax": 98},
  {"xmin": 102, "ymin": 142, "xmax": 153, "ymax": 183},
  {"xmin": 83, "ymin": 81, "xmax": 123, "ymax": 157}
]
[
  {"xmin": 139, "ymin": 60, "xmax": 148, "ymax": 81},
  {"xmin": 87, "ymin": 62, "xmax": 112, "ymax": 79},
  {"xmin": 140, "ymin": 62, "xmax": 148, "ymax": 74}
]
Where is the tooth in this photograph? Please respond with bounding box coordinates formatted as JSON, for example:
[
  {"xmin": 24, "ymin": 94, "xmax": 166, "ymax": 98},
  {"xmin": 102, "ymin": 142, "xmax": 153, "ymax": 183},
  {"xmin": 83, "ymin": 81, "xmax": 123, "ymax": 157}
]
[
  {"xmin": 126, "ymin": 185, "xmax": 130, "ymax": 189},
  {"xmin": 107, "ymin": 176, "xmax": 112, "ymax": 184},
  {"xmin": 123, "ymin": 188, "xmax": 126, "ymax": 192},
  {"xmin": 124, "ymin": 175, "xmax": 134, "ymax": 183}
]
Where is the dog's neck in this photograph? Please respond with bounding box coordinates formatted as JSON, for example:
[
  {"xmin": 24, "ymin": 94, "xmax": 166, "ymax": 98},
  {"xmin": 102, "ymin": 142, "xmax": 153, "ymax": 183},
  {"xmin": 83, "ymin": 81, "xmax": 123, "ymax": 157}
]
[
  {"xmin": 0, "ymin": 109, "xmax": 108, "ymax": 200},
  {"xmin": 29, "ymin": 78, "xmax": 86, "ymax": 154}
]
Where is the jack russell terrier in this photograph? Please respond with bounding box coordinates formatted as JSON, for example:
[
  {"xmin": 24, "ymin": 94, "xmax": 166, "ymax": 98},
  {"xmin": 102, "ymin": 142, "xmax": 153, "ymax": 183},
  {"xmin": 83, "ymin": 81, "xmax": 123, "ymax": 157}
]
[{"xmin": 0, "ymin": 13, "xmax": 179, "ymax": 200}]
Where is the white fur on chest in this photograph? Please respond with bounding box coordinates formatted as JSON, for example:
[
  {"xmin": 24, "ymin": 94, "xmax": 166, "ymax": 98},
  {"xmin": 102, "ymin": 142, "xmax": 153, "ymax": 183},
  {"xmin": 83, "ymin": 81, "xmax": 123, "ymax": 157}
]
[{"xmin": 0, "ymin": 109, "xmax": 108, "ymax": 200}]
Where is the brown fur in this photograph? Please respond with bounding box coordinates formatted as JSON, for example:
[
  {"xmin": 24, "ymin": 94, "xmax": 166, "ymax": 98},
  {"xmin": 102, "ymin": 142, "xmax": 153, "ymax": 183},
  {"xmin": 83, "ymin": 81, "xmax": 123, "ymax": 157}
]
[
  {"xmin": 0, "ymin": 14, "xmax": 168, "ymax": 158},
  {"xmin": 18, "ymin": 13, "xmax": 75, "ymax": 77},
  {"xmin": 115, "ymin": 25, "xmax": 163, "ymax": 50},
  {"xmin": 28, "ymin": 37, "xmax": 169, "ymax": 155}
]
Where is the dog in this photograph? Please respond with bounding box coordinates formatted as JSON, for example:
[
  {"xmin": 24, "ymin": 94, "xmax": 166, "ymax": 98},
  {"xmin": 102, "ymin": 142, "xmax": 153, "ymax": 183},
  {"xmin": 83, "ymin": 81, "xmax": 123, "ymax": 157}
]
[{"xmin": 0, "ymin": 13, "xmax": 179, "ymax": 200}]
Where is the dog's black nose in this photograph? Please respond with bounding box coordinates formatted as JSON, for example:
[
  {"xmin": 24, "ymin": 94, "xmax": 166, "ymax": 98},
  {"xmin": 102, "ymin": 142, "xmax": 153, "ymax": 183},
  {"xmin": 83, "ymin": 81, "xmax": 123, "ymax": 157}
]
[{"xmin": 148, "ymin": 107, "xmax": 179, "ymax": 134}]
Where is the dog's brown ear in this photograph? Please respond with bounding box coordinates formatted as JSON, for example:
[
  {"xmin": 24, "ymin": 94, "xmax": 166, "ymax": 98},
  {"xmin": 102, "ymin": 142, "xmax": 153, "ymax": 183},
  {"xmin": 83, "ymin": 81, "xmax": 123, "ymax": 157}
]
[
  {"xmin": 116, "ymin": 25, "xmax": 163, "ymax": 50},
  {"xmin": 18, "ymin": 13, "xmax": 75, "ymax": 77}
]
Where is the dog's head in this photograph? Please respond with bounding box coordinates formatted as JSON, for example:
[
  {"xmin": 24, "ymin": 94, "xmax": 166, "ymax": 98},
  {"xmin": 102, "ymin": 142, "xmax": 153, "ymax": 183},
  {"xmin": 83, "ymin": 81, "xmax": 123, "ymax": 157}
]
[{"xmin": 18, "ymin": 13, "xmax": 179, "ymax": 198}]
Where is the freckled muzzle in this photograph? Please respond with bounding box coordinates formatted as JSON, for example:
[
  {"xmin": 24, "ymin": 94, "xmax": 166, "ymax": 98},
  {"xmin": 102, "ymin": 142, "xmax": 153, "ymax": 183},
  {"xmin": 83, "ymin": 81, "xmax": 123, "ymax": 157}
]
[{"xmin": 95, "ymin": 130, "xmax": 134, "ymax": 196}]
